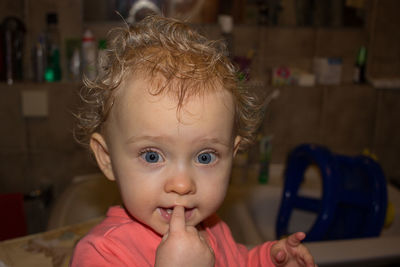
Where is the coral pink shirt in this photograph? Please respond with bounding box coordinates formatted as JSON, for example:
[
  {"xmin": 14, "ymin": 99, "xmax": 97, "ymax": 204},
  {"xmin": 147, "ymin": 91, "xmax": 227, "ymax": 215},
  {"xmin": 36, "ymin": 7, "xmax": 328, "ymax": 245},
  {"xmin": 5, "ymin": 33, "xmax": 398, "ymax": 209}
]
[{"xmin": 70, "ymin": 206, "xmax": 275, "ymax": 266}]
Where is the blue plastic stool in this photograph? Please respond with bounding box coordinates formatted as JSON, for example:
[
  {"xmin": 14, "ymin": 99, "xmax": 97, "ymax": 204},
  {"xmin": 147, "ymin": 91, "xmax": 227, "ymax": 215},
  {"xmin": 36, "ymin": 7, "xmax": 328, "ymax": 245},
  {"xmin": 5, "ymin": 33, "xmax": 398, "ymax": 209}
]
[{"xmin": 276, "ymin": 144, "xmax": 388, "ymax": 242}]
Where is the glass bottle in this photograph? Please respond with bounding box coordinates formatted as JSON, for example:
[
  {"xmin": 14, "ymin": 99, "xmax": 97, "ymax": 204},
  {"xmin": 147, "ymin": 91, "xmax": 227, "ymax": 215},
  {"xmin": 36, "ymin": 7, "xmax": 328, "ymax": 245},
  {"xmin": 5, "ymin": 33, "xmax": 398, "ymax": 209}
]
[{"xmin": 44, "ymin": 13, "xmax": 62, "ymax": 82}]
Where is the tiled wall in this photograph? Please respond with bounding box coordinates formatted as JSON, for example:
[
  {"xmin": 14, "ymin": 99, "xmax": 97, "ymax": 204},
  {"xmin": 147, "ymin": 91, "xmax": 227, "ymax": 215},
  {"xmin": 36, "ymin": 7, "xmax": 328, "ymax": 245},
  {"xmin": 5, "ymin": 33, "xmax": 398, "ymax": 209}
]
[
  {"xmin": 261, "ymin": 85, "xmax": 400, "ymax": 183},
  {"xmin": 0, "ymin": 83, "xmax": 99, "ymax": 196},
  {"xmin": 368, "ymin": 0, "xmax": 400, "ymax": 78}
]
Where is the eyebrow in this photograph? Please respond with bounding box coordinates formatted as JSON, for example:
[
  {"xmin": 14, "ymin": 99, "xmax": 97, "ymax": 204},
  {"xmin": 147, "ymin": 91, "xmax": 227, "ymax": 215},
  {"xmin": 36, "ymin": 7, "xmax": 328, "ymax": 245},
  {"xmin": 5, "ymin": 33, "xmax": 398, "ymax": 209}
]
[
  {"xmin": 126, "ymin": 135, "xmax": 231, "ymax": 148},
  {"xmin": 197, "ymin": 137, "xmax": 231, "ymax": 148},
  {"xmin": 126, "ymin": 135, "xmax": 172, "ymax": 145}
]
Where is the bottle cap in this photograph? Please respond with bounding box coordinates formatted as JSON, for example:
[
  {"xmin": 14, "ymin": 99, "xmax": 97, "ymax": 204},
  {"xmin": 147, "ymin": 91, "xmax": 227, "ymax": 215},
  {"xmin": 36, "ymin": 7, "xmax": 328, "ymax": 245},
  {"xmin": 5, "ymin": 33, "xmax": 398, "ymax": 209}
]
[{"xmin": 46, "ymin": 13, "xmax": 58, "ymax": 25}]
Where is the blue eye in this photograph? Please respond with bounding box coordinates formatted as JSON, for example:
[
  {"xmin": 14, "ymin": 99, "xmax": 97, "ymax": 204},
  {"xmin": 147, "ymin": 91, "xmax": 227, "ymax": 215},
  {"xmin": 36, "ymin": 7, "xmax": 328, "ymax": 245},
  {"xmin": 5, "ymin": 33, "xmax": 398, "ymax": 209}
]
[
  {"xmin": 142, "ymin": 151, "xmax": 162, "ymax": 163},
  {"xmin": 197, "ymin": 152, "xmax": 216, "ymax": 164}
]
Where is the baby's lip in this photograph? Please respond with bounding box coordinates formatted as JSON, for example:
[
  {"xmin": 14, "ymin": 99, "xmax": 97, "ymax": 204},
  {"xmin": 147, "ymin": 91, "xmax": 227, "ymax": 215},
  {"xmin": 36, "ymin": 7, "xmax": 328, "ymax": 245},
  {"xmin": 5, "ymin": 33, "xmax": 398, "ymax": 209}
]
[
  {"xmin": 159, "ymin": 206, "xmax": 195, "ymax": 221},
  {"xmin": 162, "ymin": 205, "xmax": 193, "ymax": 210}
]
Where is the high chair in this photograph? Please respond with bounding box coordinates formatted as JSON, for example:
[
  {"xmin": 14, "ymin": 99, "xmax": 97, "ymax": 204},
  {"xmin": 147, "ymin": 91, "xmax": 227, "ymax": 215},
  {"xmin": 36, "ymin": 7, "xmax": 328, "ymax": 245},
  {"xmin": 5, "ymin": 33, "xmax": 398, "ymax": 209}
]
[
  {"xmin": 47, "ymin": 173, "xmax": 121, "ymax": 229},
  {"xmin": 276, "ymin": 144, "xmax": 388, "ymax": 242}
]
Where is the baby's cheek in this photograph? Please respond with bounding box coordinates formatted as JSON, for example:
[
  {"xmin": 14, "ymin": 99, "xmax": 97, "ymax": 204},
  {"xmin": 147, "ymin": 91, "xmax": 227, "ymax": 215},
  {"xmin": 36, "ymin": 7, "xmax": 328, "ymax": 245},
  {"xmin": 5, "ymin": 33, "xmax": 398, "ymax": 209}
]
[{"xmin": 204, "ymin": 187, "xmax": 227, "ymax": 211}]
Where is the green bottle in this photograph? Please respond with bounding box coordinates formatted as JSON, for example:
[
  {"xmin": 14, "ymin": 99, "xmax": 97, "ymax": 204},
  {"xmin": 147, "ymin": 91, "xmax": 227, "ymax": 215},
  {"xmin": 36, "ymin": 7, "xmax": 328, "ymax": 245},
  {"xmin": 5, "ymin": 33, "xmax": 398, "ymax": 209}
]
[
  {"xmin": 44, "ymin": 48, "xmax": 61, "ymax": 82},
  {"xmin": 44, "ymin": 13, "xmax": 62, "ymax": 82},
  {"xmin": 258, "ymin": 136, "xmax": 272, "ymax": 184},
  {"xmin": 353, "ymin": 45, "xmax": 367, "ymax": 84}
]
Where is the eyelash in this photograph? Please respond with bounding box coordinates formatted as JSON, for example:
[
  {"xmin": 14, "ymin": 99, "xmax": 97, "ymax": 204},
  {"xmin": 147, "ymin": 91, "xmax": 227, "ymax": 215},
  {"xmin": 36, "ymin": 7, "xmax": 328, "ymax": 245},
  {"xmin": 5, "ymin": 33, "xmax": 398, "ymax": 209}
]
[
  {"xmin": 137, "ymin": 148, "xmax": 219, "ymax": 165},
  {"xmin": 196, "ymin": 149, "xmax": 219, "ymax": 164},
  {"xmin": 138, "ymin": 148, "xmax": 164, "ymax": 163}
]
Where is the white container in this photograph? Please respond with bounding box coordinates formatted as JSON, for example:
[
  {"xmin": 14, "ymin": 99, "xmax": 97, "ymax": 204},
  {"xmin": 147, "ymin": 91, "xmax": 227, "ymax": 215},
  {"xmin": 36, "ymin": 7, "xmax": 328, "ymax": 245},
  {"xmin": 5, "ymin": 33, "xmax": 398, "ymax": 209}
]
[
  {"xmin": 70, "ymin": 47, "xmax": 81, "ymax": 82},
  {"xmin": 313, "ymin": 57, "xmax": 342, "ymax": 85},
  {"xmin": 82, "ymin": 29, "xmax": 97, "ymax": 81}
]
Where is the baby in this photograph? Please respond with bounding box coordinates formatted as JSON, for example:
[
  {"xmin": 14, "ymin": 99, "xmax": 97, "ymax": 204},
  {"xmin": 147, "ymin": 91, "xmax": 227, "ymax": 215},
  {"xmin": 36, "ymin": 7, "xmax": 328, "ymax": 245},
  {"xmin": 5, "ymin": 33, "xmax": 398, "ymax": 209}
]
[{"xmin": 71, "ymin": 15, "xmax": 315, "ymax": 267}]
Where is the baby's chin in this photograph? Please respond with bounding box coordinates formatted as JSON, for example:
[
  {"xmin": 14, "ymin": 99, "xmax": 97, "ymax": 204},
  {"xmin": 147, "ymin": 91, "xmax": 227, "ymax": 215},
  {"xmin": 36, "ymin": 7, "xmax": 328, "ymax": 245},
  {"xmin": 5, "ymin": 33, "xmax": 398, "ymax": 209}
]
[
  {"xmin": 154, "ymin": 221, "xmax": 203, "ymax": 236},
  {"xmin": 140, "ymin": 223, "xmax": 168, "ymax": 237}
]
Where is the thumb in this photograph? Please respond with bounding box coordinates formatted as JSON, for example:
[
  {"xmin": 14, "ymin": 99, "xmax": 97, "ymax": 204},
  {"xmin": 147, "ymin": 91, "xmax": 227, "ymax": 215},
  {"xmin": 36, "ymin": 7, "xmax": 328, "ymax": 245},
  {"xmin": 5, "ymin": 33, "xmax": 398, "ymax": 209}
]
[
  {"xmin": 271, "ymin": 245, "xmax": 288, "ymax": 266},
  {"xmin": 272, "ymin": 249, "xmax": 287, "ymax": 266}
]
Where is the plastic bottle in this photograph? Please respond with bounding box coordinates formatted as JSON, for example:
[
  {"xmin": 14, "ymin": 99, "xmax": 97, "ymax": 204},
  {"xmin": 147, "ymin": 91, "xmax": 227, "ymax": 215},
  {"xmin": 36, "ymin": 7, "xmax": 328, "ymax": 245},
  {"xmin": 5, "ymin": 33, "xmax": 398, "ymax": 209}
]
[
  {"xmin": 70, "ymin": 47, "xmax": 81, "ymax": 82},
  {"xmin": 81, "ymin": 29, "xmax": 97, "ymax": 81},
  {"xmin": 44, "ymin": 13, "xmax": 62, "ymax": 82},
  {"xmin": 353, "ymin": 45, "xmax": 367, "ymax": 84},
  {"xmin": 32, "ymin": 35, "xmax": 45, "ymax": 82},
  {"xmin": 218, "ymin": 15, "xmax": 234, "ymax": 58},
  {"xmin": 2, "ymin": 17, "xmax": 25, "ymax": 84}
]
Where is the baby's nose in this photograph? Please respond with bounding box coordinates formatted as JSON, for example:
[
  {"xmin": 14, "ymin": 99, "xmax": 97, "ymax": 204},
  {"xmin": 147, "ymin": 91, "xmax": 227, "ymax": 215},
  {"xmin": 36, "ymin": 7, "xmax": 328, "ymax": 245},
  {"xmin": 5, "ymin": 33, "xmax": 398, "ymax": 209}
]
[{"xmin": 164, "ymin": 171, "xmax": 196, "ymax": 195}]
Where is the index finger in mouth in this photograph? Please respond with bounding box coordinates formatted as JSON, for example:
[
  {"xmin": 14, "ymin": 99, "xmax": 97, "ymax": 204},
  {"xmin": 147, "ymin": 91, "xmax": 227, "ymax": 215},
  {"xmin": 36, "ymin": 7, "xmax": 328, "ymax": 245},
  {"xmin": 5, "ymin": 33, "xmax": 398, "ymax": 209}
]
[{"xmin": 169, "ymin": 206, "xmax": 185, "ymax": 233}]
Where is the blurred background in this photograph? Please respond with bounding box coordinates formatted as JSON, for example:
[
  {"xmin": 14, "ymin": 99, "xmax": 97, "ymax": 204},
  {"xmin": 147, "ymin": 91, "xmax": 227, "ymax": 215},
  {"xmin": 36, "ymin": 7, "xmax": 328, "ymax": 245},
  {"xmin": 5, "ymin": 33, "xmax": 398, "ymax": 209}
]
[{"xmin": 0, "ymin": 0, "xmax": 399, "ymax": 240}]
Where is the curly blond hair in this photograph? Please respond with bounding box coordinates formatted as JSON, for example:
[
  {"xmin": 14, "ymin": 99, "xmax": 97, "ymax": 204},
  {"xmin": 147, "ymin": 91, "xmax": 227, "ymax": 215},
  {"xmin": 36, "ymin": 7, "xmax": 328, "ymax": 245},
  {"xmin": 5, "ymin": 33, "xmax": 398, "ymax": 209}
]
[{"xmin": 74, "ymin": 15, "xmax": 263, "ymax": 151}]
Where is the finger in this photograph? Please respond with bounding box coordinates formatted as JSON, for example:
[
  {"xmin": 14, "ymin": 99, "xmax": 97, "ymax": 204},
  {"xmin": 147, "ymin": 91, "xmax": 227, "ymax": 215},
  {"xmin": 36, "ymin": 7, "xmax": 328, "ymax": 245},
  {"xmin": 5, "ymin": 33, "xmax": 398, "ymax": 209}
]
[
  {"xmin": 301, "ymin": 253, "xmax": 315, "ymax": 267},
  {"xmin": 304, "ymin": 254, "xmax": 316, "ymax": 267},
  {"xmin": 169, "ymin": 206, "xmax": 185, "ymax": 233},
  {"xmin": 287, "ymin": 232, "xmax": 306, "ymax": 247},
  {"xmin": 271, "ymin": 242, "xmax": 288, "ymax": 266},
  {"xmin": 299, "ymin": 246, "xmax": 315, "ymax": 267},
  {"xmin": 273, "ymin": 249, "xmax": 287, "ymax": 265},
  {"xmin": 161, "ymin": 231, "xmax": 169, "ymax": 242}
]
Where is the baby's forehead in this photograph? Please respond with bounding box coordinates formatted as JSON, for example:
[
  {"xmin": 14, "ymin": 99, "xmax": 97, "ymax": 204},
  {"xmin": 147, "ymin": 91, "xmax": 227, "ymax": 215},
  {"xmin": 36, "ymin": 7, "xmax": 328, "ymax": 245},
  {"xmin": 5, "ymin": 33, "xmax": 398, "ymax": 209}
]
[
  {"xmin": 105, "ymin": 78, "xmax": 235, "ymax": 136},
  {"xmin": 119, "ymin": 71, "xmax": 232, "ymax": 103},
  {"xmin": 113, "ymin": 75, "xmax": 234, "ymax": 118}
]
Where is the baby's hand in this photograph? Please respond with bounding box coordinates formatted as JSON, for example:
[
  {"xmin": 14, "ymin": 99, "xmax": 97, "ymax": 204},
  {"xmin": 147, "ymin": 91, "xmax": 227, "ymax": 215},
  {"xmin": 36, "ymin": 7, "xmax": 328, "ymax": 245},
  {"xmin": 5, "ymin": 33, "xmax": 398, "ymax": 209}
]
[
  {"xmin": 271, "ymin": 232, "xmax": 316, "ymax": 267},
  {"xmin": 155, "ymin": 206, "xmax": 214, "ymax": 267}
]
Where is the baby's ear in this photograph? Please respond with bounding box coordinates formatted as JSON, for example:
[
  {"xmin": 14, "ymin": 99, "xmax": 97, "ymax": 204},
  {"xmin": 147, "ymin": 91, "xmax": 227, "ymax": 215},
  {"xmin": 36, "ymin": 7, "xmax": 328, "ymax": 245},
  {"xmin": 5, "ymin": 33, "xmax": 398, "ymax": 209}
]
[
  {"xmin": 233, "ymin": 136, "xmax": 242, "ymax": 157},
  {"xmin": 90, "ymin": 133, "xmax": 116, "ymax": 181}
]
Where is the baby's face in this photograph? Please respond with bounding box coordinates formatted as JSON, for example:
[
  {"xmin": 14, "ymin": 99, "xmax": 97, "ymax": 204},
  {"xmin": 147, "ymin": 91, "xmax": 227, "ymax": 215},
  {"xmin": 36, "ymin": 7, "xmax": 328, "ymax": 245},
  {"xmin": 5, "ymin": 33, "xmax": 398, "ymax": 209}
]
[{"xmin": 98, "ymin": 76, "xmax": 240, "ymax": 235}]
